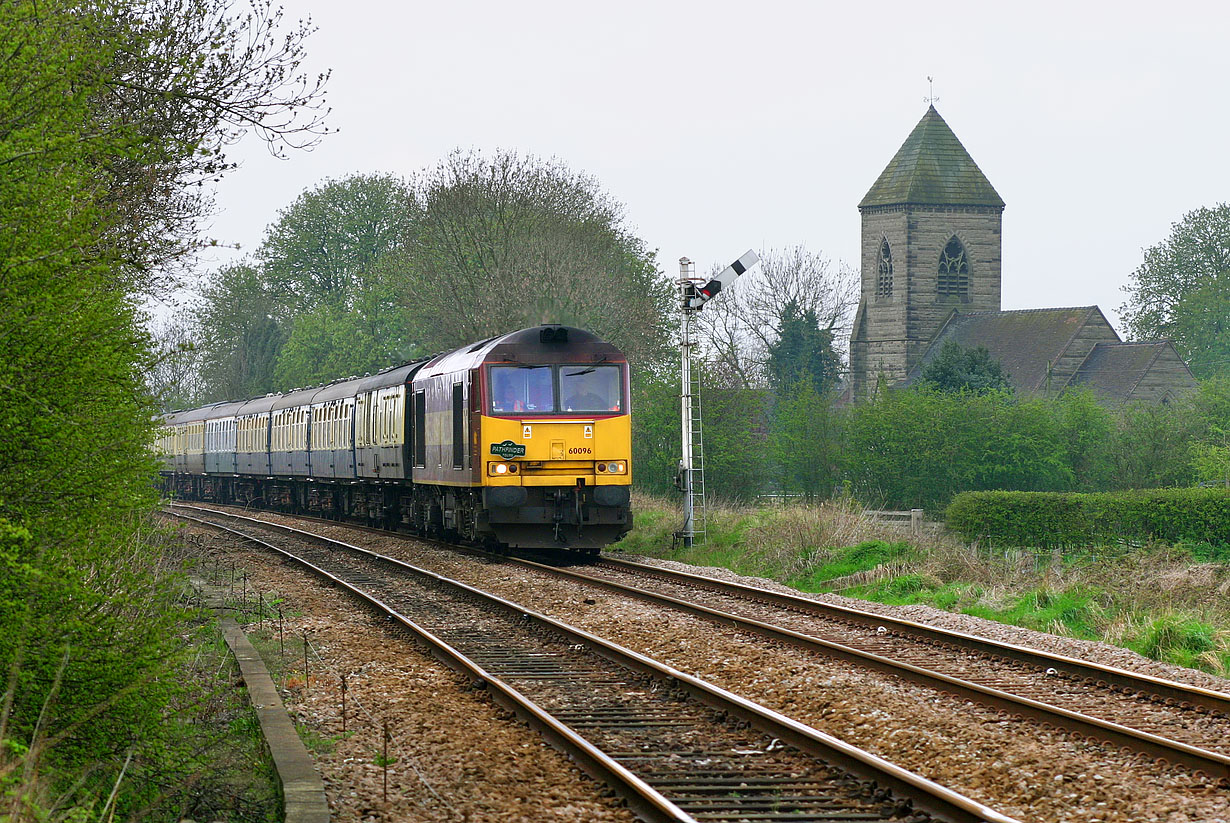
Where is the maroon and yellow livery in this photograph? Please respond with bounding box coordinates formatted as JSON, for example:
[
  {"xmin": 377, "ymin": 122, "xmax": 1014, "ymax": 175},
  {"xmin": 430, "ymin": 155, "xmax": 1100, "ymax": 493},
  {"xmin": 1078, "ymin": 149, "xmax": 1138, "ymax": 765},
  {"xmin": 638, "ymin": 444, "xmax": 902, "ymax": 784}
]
[{"xmin": 158, "ymin": 326, "xmax": 632, "ymax": 552}]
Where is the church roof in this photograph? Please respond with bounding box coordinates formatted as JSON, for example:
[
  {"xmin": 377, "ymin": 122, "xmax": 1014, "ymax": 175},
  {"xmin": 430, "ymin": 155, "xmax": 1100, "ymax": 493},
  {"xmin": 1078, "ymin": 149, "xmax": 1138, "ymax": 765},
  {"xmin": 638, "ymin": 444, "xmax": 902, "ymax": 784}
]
[
  {"xmin": 907, "ymin": 307, "xmax": 1108, "ymax": 392},
  {"xmin": 1068, "ymin": 342, "xmax": 1172, "ymax": 403},
  {"xmin": 859, "ymin": 106, "xmax": 1005, "ymax": 209}
]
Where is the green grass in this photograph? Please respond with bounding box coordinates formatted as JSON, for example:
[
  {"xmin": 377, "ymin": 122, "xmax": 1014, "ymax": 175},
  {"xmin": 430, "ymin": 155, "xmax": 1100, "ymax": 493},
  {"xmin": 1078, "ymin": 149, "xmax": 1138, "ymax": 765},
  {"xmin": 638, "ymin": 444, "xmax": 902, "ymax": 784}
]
[
  {"xmin": 1179, "ymin": 540, "xmax": 1230, "ymax": 563},
  {"xmin": 788, "ymin": 540, "xmax": 913, "ymax": 590},
  {"xmin": 1132, "ymin": 616, "xmax": 1224, "ymax": 669},
  {"xmin": 615, "ymin": 493, "xmax": 1230, "ymax": 677}
]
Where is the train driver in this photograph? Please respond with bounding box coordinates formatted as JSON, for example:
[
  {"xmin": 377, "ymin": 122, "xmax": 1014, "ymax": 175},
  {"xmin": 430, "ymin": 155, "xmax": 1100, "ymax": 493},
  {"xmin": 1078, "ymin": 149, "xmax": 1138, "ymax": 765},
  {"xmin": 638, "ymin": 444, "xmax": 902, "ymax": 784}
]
[
  {"xmin": 494, "ymin": 382, "xmax": 524, "ymax": 413},
  {"xmin": 564, "ymin": 370, "xmax": 615, "ymax": 412}
]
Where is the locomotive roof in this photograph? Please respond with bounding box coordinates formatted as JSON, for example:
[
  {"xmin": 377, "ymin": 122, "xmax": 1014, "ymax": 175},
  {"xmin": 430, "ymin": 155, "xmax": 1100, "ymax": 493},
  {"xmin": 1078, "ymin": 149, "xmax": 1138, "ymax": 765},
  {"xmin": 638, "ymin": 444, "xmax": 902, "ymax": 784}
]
[{"xmin": 416, "ymin": 326, "xmax": 625, "ymax": 379}]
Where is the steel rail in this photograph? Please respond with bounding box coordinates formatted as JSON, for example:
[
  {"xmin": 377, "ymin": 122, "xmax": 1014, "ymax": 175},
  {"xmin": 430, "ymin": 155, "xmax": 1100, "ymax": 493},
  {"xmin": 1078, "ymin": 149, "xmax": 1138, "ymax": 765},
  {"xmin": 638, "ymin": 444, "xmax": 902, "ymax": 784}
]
[
  {"xmin": 166, "ymin": 508, "xmax": 694, "ymax": 823},
  {"xmin": 503, "ymin": 555, "xmax": 1230, "ymax": 779},
  {"xmin": 167, "ymin": 504, "xmax": 1019, "ymax": 823},
  {"xmin": 165, "ymin": 500, "xmax": 1230, "ymax": 717},
  {"xmin": 598, "ymin": 556, "xmax": 1230, "ymax": 717}
]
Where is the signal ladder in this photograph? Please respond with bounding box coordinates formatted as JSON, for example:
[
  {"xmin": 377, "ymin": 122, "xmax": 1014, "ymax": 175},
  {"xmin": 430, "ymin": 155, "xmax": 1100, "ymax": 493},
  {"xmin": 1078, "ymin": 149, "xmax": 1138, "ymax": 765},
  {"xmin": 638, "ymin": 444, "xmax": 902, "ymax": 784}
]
[{"xmin": 686, "ymin": 365, "xmax": 707, "ymax": 543}]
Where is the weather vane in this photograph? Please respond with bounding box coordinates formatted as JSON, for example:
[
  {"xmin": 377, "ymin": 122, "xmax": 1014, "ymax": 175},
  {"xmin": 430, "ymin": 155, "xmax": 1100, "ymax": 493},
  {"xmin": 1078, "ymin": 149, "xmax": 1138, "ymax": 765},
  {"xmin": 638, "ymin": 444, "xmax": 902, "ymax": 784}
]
[{"xmin": 924, "ymin": 76, "xmax": 940, "ymax": 106}]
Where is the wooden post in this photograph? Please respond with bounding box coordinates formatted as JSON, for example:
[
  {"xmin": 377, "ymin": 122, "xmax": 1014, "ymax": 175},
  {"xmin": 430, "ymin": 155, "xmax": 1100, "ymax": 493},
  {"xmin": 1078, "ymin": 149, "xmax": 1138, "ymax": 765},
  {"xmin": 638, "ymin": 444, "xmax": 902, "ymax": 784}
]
[{"xmin": 910, "ymin": 509, "xmax": 923, "ymax": 535}]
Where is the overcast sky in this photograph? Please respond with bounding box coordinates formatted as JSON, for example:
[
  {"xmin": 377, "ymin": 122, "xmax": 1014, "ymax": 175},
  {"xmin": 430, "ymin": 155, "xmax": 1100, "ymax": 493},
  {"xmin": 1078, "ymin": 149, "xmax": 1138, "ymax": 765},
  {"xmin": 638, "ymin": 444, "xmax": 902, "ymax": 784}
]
[{"xmin": 188, "ymin": 0, "xmax": 1230, "ymax": 334}]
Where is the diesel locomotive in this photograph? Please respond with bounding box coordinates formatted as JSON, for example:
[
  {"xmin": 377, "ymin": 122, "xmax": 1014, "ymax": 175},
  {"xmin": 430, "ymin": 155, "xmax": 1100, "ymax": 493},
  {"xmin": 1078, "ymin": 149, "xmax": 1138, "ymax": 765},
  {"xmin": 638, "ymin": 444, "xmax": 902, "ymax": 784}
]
[{"xmin": 157, "ymin": 325, "xmax": 632, "ymax": 552}]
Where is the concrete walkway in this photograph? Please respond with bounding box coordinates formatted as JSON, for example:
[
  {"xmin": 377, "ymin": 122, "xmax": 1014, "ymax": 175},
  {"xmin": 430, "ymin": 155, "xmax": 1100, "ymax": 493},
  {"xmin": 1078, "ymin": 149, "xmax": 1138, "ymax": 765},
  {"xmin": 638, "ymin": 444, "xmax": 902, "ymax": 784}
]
[{"xmin": 201, "ymin": 576, "xmax": 331, "ymax": 823}]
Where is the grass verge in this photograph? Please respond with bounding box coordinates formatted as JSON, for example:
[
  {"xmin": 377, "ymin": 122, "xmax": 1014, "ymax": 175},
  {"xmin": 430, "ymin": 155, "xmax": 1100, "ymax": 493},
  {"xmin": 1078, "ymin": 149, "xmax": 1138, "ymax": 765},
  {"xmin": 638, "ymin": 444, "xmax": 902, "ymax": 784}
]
[{"xmin": 614, "ymin": 493, "xmax": 1230, "ymax": 676}]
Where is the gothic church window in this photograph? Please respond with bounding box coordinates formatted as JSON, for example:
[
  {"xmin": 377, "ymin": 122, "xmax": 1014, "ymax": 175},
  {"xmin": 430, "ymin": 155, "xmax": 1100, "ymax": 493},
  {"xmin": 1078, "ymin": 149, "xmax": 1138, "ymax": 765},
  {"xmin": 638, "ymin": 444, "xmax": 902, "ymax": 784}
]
[
  {"xmin": 937, "ymin": 236, "xmax": 969, "ymax": 300},
  {"xmin": 876, "ymin": 239, "xmax": 893, "ymax": 299}
]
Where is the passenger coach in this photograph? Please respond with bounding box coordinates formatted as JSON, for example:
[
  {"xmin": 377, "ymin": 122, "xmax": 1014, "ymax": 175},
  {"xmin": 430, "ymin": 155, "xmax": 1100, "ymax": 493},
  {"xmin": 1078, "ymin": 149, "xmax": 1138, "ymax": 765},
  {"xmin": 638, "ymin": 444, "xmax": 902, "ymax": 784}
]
[{"xmin": 158, "ymin": 325, "xmax": 632, "ymax": 552}]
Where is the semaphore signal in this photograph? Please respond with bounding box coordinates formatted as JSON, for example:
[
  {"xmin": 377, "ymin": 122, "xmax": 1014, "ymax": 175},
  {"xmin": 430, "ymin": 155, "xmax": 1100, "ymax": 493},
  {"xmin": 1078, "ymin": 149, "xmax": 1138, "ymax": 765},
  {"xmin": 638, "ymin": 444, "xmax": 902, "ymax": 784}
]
[{"xmin": 675, "ymin": 249, "xmax": 758, "ymax": 547}]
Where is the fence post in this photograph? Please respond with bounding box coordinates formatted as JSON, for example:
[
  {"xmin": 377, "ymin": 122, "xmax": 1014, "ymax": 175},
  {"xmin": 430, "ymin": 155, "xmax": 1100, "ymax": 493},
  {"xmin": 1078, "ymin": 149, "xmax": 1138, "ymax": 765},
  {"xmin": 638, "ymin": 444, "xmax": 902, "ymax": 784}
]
[{"xmin": 910, "ymin": 509, "xmax": 923, "ymax": 535}]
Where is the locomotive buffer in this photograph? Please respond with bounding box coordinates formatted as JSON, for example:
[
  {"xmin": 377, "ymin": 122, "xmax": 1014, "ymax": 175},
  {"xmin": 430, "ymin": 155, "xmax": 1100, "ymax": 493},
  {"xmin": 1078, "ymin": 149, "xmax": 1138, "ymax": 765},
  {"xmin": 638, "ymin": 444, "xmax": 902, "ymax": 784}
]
[{"xmin": 675, "ymin": 249, "xmax": 758, "ymax": 547}]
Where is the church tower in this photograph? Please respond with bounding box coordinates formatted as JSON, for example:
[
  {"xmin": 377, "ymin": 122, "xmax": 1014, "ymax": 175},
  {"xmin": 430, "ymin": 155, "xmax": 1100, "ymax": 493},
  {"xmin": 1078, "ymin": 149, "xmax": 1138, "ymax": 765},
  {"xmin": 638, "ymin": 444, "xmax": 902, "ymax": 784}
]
[{"xmin": 848, "ymin": 106, "xmax": 1005, "ymax": 399}]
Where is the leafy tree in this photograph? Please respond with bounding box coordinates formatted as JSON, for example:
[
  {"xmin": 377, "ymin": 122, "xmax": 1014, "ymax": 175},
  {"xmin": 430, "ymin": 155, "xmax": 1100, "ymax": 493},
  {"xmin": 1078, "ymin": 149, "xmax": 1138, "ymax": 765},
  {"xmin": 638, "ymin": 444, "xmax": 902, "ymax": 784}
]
[
  {"xmin": 766, "ymin": 300, "xmax": 843, "ymax": 396},
  {"xmin": 1052, "ymin": 389, "xmax": 1116, "ymax": 490},
  {"xmin": 697, "ymin": 370, "xmax": 769, "ymax": 503},
  {"xmin": 1120, "ymin": 204, "xmax": 1230, "ymax": 378},
  {"xmin": 630, "ymin": 365, "xmax": 767, "ymax": 504},
  {"xmin": 397, "ymin": 149, "xmax": 675, "ymax": 369},
  {"xmin": 630, "ymin": 370, "xmax": 682, "ymax": 497},
  {"xmin": 1182, "ymin": 377, "xmax": 1230, "ymax": 487},
  {"xmin": 259, "ymin": 173, "xmax": 415, "ymax": 314},
  {"xmin": 844, "ymin": 389, "xmax": 1070, "ymax": 511},
  {"xmin": 274, "ymin": 280, "xmax": 419, "ymax": 389},
  {"xmin": 146, "ymin": 316, "xmax": 205, "ymax": 411},
  {"xmin": 769, "ymin": 379, "xmax": 843, "ymax": 499},
  {"xmin": 94, "ymin": 0, "xmax": 330, "ymax": 293},
  {"xmin": 0, "ymin": 0, "xmax": 327, "ymax": 812},
  {"xmin": 193, "ymin": 263, "xmax": 288, "ymax": 401},
  {"xmin": 1190, "ymin": 426, "xmax": 1230, "ymax": 488},
  {"xmin": 918, "ymin": 340, "xmax": 1012, "ymax": 394},
  {"xmin": 1108, "ymin": 400, "xmax": 1197, "ymax": 490}
]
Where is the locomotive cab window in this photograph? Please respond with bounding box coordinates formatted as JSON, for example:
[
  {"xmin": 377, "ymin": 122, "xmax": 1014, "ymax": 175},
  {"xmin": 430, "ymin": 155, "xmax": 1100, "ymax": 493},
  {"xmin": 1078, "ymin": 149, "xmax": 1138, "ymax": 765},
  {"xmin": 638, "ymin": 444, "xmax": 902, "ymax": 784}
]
[
  {"xmin": 490, "ymin": 365, "xmax": 554, "ymax": 414},
  {"xmin": 488, "ymin": 364, "xmax": 624, "ymax": 415},
  {"xmin": 561, "ymin": 365, "xmax": 622, "ymax": 413}
]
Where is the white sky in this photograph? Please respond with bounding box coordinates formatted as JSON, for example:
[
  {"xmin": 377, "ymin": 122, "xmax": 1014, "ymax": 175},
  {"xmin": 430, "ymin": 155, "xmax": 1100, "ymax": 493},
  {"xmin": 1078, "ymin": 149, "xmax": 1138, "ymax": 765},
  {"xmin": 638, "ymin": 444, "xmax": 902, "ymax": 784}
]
[{"xmin": 187, "ymin": 0, "xmax": 1230, "ymax": 335}]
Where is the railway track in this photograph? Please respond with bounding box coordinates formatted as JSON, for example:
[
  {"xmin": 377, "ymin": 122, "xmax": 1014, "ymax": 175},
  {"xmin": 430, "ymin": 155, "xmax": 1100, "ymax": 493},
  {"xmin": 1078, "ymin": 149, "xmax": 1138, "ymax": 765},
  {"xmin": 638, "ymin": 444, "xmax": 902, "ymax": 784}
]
[
  {"xmin": 167, "ymin": 504, "xmax": 1017, "ymax": 823},
  {"xmin": 499, "ymin": 553, "xmax": 1230, "ymax": 781}
]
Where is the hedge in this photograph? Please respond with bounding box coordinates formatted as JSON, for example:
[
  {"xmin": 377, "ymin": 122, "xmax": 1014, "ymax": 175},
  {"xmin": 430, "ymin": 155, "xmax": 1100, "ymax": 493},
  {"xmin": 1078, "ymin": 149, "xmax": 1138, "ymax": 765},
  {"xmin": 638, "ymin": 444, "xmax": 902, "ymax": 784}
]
[{"xmin": 945, "ymin": 488, "xmax": 1230, "ymax": 549}]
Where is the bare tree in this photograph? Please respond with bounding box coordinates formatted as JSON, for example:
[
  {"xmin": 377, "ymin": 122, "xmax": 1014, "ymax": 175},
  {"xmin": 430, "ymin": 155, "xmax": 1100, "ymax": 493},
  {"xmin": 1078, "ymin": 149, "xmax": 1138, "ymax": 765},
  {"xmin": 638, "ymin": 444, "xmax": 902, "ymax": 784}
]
[
  {"xmin": 696, "ymin": 246, "xmax": 858, "ymax": 387},
  {"xmin": 145, "ymin": 318, "xmax": 204, "ymax": 411}
]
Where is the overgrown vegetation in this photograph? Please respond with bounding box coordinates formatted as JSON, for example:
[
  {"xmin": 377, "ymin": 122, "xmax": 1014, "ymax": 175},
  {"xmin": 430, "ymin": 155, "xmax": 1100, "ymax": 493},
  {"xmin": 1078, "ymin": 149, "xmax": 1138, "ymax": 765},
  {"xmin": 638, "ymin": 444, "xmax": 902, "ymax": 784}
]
[
  {"xmin": 0, "ymin": 0, "xmax": 325, "ymax": 817},
  {"xmin": 616, "ymin": 494, "xmax": 1230, "ymax": 677}
]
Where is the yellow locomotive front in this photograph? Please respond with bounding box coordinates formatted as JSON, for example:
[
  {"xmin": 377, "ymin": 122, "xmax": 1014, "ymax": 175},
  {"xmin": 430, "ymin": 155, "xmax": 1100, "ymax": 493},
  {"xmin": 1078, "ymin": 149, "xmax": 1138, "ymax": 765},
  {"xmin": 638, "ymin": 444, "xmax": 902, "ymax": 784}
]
[{"xmin": 476, "ymin": 327, "xmax": 632, "ymax": 551}]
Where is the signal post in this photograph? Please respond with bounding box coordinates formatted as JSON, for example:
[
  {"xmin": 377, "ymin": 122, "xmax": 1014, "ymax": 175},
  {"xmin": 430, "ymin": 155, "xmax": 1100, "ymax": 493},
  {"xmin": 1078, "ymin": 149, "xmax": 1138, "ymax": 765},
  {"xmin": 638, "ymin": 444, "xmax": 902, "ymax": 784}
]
[{"xmin": 675, "ymin": 250, "xmax": 758, "ymax": 547}]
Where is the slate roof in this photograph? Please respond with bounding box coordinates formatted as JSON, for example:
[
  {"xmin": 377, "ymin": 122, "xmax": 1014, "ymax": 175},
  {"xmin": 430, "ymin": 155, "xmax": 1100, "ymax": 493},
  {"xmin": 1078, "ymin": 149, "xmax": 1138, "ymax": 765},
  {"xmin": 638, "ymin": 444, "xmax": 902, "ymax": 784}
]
[
  {"xmin": 859, "ymin": 106, "xmax": 1005, "ymax": 209},
  {"xmin": 1068, "ymin": 342, "xmax": 1171, "ymax": 403},
  {"xmin": 906, "ymin": 307, "xmax": 1108, "ymax": 393}
]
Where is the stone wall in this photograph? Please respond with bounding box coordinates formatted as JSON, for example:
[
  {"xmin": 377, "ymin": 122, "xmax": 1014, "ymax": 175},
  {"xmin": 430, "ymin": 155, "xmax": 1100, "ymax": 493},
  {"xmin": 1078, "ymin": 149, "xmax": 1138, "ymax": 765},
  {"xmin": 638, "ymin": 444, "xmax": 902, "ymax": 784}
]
[{"xmin": 851, "ymin": 203, "xmax": 1003, "ymax": 398}]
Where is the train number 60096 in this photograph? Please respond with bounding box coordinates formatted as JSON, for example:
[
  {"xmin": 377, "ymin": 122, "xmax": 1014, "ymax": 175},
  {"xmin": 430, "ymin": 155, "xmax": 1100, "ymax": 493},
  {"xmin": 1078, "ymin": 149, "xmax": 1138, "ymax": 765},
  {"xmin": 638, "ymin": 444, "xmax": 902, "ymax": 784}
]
[{"xmin": 568, "ymin": 447, "xmax": 593, "ymax": 455}]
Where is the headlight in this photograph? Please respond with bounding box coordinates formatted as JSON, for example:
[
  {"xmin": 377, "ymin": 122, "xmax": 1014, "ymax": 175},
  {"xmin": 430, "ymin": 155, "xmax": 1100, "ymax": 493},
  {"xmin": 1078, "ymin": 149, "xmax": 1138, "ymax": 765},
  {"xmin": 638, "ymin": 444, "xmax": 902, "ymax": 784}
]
[
  {"xmin": 490, "ymin": 462, "xmax": 508, "ymax": 475},
  {"xmin": 605, "ymin": 461, "xmax": 626, "ymax": 475}
]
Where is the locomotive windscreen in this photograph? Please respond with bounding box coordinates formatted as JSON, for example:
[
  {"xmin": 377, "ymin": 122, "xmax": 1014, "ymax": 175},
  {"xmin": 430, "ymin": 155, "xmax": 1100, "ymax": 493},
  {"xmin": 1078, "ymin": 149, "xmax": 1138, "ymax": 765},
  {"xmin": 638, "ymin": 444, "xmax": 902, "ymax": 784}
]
[
  {"xmin": 490, "ymin": 365, "xmax": 554, "ymax": 413},
  {"xmin": 561, "ymin": 366, "xmax": 621, "ymax": 413},
  {"xmin": 488, "ymin": 364, "xmax": 623, "ymax": 415}
]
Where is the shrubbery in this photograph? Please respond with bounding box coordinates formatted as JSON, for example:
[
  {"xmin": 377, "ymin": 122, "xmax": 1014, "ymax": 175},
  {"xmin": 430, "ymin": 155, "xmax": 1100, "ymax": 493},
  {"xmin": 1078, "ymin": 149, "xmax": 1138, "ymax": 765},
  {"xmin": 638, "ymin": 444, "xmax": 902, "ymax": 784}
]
[
  {"xmin": 946, "ymin": 488, "xmax": 1230, "ymax": 548},
  {"xmin": 632, "ymin": 373, "xmax": 1230, "ymax": 513}
]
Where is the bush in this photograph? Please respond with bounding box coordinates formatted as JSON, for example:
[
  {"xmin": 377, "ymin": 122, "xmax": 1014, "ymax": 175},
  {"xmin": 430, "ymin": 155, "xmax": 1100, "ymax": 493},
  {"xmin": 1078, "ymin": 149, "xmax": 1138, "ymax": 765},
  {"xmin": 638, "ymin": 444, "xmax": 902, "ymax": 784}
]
[{"xmin": 946, "ymin": 488, "xmax": 1230, "ymax": 548}]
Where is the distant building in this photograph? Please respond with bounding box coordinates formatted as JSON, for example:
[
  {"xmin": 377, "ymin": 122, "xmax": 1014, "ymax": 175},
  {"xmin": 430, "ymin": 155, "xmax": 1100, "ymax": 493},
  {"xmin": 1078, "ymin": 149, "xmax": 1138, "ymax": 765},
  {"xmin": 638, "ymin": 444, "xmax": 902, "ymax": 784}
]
[{"xmin": 846, "ymin": 106, "xmax": 1196, "ymax": 405}]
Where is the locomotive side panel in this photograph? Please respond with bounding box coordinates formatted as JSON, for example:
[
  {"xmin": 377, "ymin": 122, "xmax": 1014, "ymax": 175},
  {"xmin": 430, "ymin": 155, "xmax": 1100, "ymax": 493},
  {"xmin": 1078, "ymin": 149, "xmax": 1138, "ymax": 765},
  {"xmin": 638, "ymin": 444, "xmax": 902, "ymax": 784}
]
[{"xmin": 412, "ymin": 368, "xmax": 473, "ymax": 487}]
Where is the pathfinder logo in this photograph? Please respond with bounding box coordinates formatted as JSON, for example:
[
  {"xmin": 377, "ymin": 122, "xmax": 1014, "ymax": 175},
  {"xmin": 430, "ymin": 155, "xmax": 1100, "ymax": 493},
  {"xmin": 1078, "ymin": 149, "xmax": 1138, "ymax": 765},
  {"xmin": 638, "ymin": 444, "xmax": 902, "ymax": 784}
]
[{"xmin": 490, "ymin": 440, "xmax": 526, "ymax": 459}]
